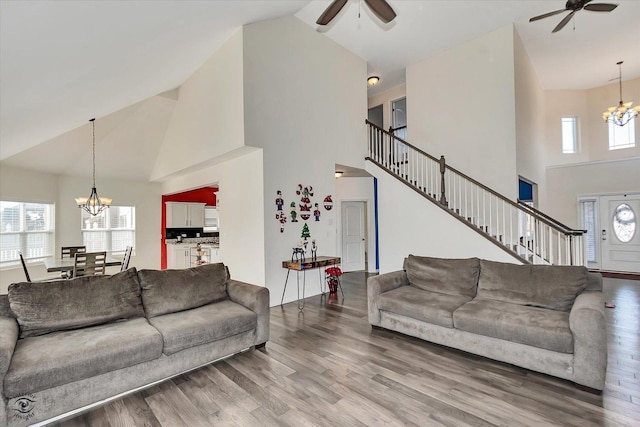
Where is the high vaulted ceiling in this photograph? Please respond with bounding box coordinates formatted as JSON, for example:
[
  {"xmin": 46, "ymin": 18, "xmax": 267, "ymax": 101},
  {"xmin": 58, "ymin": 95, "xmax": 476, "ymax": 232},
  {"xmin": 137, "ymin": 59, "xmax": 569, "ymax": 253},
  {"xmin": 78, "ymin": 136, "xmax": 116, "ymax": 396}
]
[{"xmin": 2, "ymin": 0, "xmax": 639, "ymax": 177}]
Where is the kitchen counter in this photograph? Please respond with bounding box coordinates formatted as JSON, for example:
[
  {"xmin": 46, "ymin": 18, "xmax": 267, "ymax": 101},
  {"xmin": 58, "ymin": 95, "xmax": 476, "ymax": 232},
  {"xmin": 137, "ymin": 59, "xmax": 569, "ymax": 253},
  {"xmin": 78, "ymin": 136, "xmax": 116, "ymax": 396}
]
[{"xmin": 166, "ymin": 237, "xmax": 219, "ymax": 246}]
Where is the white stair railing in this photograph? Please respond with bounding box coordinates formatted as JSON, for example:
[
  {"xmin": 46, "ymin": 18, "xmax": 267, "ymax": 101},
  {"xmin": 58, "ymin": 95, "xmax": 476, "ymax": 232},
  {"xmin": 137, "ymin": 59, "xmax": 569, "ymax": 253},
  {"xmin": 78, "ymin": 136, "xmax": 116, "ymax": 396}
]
[{"xmin": 366, "ymin": 120, "xmax": 586, "ymax": 266}]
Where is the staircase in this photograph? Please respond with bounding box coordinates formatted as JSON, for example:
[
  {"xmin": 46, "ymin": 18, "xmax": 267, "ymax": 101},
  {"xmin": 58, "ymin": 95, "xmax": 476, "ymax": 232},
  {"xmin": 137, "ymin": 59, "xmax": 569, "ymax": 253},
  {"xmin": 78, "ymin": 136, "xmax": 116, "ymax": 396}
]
[{"xmin": 365, "ymin": 120, "xmax": 586, "ymax": 266}]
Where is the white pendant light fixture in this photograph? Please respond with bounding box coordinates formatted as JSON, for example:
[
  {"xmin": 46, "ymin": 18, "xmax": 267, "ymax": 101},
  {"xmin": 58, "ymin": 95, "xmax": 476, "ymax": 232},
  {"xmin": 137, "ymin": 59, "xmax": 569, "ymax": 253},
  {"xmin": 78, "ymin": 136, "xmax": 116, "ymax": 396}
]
[
  {"xmin": 602, "ymin": 61, "xmax": 640, "ymax": 127},
  {"xmin": 75, "ymin": 118, "xmax": 112, "ymax": 215}
]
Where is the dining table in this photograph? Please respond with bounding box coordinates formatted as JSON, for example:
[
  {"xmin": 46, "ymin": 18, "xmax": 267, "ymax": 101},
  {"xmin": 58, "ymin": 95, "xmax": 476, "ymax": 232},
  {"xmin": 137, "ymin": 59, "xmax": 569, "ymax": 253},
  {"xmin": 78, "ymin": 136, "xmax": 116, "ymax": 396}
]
[{"xmin": 43, "ymin": 255, "xmax": 122, "ymax": 273}]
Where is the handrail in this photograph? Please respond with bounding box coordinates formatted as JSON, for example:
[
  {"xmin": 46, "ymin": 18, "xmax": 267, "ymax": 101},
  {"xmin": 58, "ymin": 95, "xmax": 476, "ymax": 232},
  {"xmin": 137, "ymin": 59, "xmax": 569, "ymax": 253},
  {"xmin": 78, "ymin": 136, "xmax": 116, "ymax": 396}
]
[
  {"xmin": 365, "ymin": 119, "xmax": 584, "ymax": 238},
  {"xmin": 517, "ymin": 200, "xmax": 586, "ymax": 235},
  {"xmin": 366, "ymin": 120, "xmax": 439, "ymax": 162},
  {"xmin": 365, "ymin": 119, "xmax": 586, "ymax": 266}
]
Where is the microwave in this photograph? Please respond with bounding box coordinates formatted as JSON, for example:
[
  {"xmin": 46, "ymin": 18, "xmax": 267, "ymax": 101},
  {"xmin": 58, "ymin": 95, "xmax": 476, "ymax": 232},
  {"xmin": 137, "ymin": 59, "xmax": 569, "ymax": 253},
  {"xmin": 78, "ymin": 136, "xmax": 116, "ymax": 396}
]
[{"xmin": 204, "ymin": 206, "xmax": 219, "ymax": 232}]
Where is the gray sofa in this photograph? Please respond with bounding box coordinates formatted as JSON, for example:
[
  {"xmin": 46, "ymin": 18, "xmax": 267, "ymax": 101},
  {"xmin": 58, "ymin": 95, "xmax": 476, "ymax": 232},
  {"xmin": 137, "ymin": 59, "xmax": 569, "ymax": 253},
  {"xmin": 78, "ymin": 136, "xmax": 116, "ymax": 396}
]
[
  {"xmin": 0, "ymin": 263, "xmax": 269, "ymax": 427},
  {"xmin": 368, "ymin": 255, "xmax": 606, "ymax": 391}
]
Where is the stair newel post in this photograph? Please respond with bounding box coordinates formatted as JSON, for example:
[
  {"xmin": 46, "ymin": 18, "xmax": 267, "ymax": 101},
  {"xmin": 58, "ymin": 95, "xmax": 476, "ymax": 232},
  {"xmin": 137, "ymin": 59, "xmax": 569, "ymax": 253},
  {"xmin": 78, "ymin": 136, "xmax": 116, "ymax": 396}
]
[{"xmin": 439, "ymin": 155, "xmax": 448, "ymax": 207}]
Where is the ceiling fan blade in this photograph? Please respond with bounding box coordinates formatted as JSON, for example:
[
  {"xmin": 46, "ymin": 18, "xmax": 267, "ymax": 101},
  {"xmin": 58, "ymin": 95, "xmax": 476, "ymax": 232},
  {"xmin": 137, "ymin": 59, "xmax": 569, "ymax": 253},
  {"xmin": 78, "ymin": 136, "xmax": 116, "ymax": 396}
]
[
  {"xmin": 584, "ymin": 3, "xmax": 618, "ymax": 12},
  {"xmin": 316, "ymin": 0, "xmax": 349, "ymax": 25},
  {"xmin": 552, "ymin": 10, "xmax": 576, "ymax": 33},
  {"xmin": 529, "ymin": 8, "xmax": 568, "ymax": 22},
  {"xmin": 363, "ymin": 0, "xmax": 397, "ymax": 24}
]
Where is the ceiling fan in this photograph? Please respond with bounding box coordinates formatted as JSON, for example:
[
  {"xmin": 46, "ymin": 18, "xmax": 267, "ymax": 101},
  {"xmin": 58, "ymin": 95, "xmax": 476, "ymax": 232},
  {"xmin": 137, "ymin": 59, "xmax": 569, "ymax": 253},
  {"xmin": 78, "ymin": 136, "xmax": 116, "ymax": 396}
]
[
  {"xmin": 529, "ymin": 0, "xmax": 618, "ymax": 33},
  {"xmin": 316, "ymin": 0, "xmax": 396, "ymax": 26}
]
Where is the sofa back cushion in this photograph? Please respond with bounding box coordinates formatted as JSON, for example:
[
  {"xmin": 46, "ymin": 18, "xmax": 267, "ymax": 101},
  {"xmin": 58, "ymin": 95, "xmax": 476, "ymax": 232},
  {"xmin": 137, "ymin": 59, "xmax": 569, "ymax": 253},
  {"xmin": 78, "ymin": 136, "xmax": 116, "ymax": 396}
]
[
  {"xmin": 477, "ymin": 260, "xmax": 589, "ymax": 312},
  {"xmin": 404, "ymin": 255, "xmax": 480, "ymax": 298},
  {"xmin": 0, "ymin": 294, "xmax": 14, "ymax": 318},
  {"xmin": 138, "ymin": 263, "xmax": 228, "ymax": 318},
  {"xmin": 8, "ymin": 268, "xmax": 144, "ymax": 339}
]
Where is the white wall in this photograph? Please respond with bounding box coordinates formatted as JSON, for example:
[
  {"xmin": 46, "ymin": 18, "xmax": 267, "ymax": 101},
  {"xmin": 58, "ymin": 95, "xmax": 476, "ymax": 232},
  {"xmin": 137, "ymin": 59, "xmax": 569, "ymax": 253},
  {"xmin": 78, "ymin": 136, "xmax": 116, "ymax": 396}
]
[
  {"xmin": 367, "ymin": 162, "xmax": 521, "ymax": 273},
  {"xmin": 543, "ymin": 78, "xmax": 640, "ymax": 227},
  {"xmin": 151, "ymin": 30, "xmax": 245, "ymax": 181},
  {"xmin": 161, "ymin": 147, "xmax": 266, "ymax": 287},
  {"xmin": 544, "ymin": 78, "xmax": 640, "ymax": 167},
  {"xmin": 0, "ymin": 165, "xmax": 162, "ymax": 293},
  {"xmin": 546, "ymin": 158, "xmax": 640, "ymax": 228},
  {"xmin": 335, "ymin": 176, "xmax": 377, "ymax": 272},
  {"xmin": 406, "ymin": 25, "xmax": 518, "ymax": 199},
  {"xmin": 367, "ymin": 83, "xmax": 407, "ymax": 131},
  {"xmin": 242, "ymin": 16, "xmax": 367, "ymax": 306},
  {"xmin": 513, "ymin": 28, "xmax": 547, "ymax": 209}
]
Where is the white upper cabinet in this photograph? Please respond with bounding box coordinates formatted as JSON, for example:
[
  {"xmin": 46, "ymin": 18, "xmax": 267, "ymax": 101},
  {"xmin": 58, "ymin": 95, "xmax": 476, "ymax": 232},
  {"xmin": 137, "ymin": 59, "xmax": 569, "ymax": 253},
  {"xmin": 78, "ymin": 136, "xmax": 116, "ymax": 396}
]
[{"xmin": 166, "ymin": 202, "xmax": 206, "ymax": 228}]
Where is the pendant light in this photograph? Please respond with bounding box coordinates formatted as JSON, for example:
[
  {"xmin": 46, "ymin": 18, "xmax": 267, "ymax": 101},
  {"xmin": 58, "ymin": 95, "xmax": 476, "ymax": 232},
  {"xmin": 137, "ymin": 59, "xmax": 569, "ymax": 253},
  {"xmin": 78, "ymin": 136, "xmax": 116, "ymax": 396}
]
[
  {"xmin": 75, "ymin": 118, "xmax": 112, "ymax": 215},
  {"xmin": 602, "ymin": 61, "xmax": 640, "ymax": 127}
]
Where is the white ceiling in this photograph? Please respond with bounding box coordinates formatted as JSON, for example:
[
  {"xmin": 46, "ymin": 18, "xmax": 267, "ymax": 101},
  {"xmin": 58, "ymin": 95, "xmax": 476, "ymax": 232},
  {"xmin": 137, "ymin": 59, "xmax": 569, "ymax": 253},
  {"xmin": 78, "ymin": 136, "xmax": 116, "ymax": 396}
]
[{"xmin": 2, "ymin": 0, "xmax": 639, "ymax": 177}]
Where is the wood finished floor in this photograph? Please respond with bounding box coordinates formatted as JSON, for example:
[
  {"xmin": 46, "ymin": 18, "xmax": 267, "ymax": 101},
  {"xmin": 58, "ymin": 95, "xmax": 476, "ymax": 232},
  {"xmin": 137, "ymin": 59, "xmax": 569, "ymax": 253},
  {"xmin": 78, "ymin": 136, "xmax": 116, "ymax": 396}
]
[{"xmin": 54, "ymin": 273, "xmax": 639, "ymax": 427}]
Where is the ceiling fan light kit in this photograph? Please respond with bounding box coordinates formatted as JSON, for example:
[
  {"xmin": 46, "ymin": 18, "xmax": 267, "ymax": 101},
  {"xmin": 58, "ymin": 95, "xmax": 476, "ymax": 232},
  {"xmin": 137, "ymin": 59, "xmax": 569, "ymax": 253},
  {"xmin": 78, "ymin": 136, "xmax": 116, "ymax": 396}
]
[
  {"xmin": 316, "ymin": 0, "xmax": 396, "ymax": 26},
  {"xmin": 602, "ymin": 61, "xmax": 640, "ymax": 127},
  {"xmin": 529, "ymin": 0, "xmax": 618, "ymax": 33}
]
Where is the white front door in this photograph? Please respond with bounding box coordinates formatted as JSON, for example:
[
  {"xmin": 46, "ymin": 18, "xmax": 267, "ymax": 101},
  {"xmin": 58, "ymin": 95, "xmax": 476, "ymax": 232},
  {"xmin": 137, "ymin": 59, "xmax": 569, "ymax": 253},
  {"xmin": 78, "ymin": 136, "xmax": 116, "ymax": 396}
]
[
  {"xmin": 600, "ymin": 194, "xmax": 640, "ymax": 273},
  {"xmin": 341, "ymin": 201, "xmax": 366, "ymax": 272}
]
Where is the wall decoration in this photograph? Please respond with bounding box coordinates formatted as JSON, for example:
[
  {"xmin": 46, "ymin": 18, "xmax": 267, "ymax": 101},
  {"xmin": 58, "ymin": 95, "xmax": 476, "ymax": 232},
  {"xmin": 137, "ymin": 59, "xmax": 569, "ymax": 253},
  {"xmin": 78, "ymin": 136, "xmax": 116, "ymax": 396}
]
[
  {"xmin": 323, "ymin": 195, "xmax": 333, "ymax": 210},
  {"xmin": 276, "ymin": 212, "xmax": 287, "ymax": 233},
  {"xmin": 290, "ymin": 202, "xmax": 298, "ymax": 222},
  {"xmin": 275, "ymin": 190, "xmax": 284, "ymax": 211},
  {"xmin": 313, "ymin": 203, "xmax": 321, "ymax": 221},
  {"xmin": 301, "ymin": 222, "xmax": 311, "ymax": 242},
  {"xmin": 298, "ymin": 184, "xmax": 314, "ymax": 220}
]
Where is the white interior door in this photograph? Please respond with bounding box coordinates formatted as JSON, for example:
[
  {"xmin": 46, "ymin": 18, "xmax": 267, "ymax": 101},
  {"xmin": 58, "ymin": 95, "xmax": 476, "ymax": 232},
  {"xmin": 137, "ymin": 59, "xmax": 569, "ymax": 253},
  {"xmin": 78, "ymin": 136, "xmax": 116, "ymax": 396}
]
[
  {"xmin": 600, "ymin": 194, "xmax": 640, "ymax": 273},
  {"xmin": 342, "ymin": 201, "xmax": 366, "ymax": 272}
]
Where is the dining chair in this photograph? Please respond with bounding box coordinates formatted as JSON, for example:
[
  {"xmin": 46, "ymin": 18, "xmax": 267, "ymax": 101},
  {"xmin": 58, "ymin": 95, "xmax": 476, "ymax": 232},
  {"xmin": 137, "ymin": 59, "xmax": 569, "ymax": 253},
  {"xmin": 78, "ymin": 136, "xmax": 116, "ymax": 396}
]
[
  {"xmin": 60, "ymin": 246, "xmax": 86, "ymax": 278},
  {"xmin": 18, "ymin": 251, "xmax": 32, "ymax": 282},
  {"xmin": 73, "ymin": 251, "xmax": 107, "ymax": 278},
  {"xmin": 61, "ymin": 246, "xmax": 86, "ymax": 259},
  {"xmin": 120, "ymin": 246, "xmax": 133, "ymax": 271}
]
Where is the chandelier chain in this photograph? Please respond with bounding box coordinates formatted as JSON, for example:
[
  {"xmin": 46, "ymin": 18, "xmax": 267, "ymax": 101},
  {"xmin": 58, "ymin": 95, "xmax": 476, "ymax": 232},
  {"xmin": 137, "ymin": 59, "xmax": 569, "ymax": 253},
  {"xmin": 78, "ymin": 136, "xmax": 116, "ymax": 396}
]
[{"xmin": 91, "ymin": 118, "xmax": 96, "ymax": 188}]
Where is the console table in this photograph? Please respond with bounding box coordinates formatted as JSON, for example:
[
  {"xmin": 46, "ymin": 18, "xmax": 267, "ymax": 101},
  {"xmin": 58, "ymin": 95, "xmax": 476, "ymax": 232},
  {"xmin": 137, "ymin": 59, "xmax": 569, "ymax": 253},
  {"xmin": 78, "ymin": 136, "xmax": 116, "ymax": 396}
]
[{"xmin": 281, "ymin": 256, "xmax": 342, "ymax": 310}]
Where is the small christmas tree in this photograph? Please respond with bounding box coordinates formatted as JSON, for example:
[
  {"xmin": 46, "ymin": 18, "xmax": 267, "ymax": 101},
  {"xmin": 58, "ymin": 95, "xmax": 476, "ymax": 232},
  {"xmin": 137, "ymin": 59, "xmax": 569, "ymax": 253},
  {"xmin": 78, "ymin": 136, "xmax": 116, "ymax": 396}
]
[{"xmin": 301, "ymin": 223, "xmax": 311, "ymax": 240}]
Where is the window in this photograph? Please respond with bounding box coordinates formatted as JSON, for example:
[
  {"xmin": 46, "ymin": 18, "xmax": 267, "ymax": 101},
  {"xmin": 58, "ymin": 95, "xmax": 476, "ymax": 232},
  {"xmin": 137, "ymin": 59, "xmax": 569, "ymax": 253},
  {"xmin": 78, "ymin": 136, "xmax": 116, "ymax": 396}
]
[
  {"xmin": 608, "ymin": 114, "xmax": 636, "ymax": 150},
  {"xmin": 581, "ymin": 200, "xmax": 597, "ymax": 263},
  {"xmin": 0, "ymin": 201, "xmax": 55, "ymax": 266},
  {"xmin": 81, "ymin": 206, "xmax": 135, "ymax": 254},
  {"xmin": 561, "ymin": 117, "xmax": 578, "ymax": 153}
]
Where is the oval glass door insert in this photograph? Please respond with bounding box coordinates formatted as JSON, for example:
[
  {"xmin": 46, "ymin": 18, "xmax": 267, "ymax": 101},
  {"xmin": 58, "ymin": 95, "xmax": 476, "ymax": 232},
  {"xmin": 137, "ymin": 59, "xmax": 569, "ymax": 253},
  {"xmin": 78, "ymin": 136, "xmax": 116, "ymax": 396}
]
[{"xmin": 613, "ymin": 203, "xmax": 636, "ymax": 243}]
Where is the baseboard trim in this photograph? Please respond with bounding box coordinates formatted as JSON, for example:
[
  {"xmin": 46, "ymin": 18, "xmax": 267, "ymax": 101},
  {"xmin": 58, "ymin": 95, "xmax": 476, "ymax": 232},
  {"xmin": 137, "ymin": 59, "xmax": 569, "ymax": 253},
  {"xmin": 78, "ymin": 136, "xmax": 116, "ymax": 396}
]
[{"xmin": 591, "ymin": 270, "xmax": 640, "ymax": 281}]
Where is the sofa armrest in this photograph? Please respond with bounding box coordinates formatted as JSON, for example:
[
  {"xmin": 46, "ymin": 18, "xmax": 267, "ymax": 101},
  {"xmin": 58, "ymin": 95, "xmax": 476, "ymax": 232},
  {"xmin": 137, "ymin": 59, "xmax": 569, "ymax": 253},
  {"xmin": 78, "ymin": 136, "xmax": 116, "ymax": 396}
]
[
  {"xmin": 569, "ymin": 291, "xmax": 606, "ymax": 390},
  {"xmin": 227, "ymin": 280, "xmax": 270, "ymax": 346},
  {"xmin": 0, "ymin": 316, "xmax": 19, "ymax": 398},
  {"xmin": 367, "ymin": 271, "xmax": 408, "ymax": 326}
]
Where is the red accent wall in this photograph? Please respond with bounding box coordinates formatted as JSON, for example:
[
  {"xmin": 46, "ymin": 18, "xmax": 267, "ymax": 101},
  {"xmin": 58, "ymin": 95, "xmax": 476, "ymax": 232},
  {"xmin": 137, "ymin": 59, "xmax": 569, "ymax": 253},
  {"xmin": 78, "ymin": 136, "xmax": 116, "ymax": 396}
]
[{"xmin": 161, "ymin": 187, "xmax": 217, "ymax": 269}]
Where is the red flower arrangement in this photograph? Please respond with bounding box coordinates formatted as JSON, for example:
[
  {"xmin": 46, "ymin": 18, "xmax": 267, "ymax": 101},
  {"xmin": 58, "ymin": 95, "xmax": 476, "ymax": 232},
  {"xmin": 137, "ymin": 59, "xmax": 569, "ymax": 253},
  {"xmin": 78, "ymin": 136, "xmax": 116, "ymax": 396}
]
[{"xmin": 325, "ymin": 267, "xmax": 342, "ymax": 294}]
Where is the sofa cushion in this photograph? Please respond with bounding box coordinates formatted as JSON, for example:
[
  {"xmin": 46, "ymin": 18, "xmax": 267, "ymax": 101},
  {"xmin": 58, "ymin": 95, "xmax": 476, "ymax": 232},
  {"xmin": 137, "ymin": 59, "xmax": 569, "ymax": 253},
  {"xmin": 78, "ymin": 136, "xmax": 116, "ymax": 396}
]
[
  {"xmin": 404, "ymin": 255, "xmax": 479, "ymax": 298},
  {"xmin": 4, "ymin": 318, "xmax": 163, "ymax": 397},
  {"xmin": 8, "ymin": 268, "xmax": 144, "ymax": 339},
  {"xmin": 376, "ymin": 285, "xmax": 472, "ymax": 328},
  {"xmin": 138, "ymin": 263, "xmax": 229, "ymax": 318},
  {"xmin": 0, "ymin": 294, "xmax": 14, "ymax": 318},
  {"xmin": 477, "ymin": 260, "xmax": 588, "ymax": 312},
  {"xmin": 148, "ymin": 299, "xmax": 257, "ymax": 355},
  {"xmin": 453, "ymin": 299, "xmax": 573, "ymax": 353}
]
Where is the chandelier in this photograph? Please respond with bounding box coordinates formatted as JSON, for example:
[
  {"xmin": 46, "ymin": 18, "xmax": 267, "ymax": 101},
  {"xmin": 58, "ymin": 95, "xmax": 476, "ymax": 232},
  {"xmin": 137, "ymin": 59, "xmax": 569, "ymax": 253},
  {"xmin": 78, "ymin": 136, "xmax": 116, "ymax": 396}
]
[
  {"xmin": 75, "ymin": 118, "xmax": 112, "ymax": 215},
  {"xmin": 602, "ymin": 61, "xmax": 640, "ymax": 127}
]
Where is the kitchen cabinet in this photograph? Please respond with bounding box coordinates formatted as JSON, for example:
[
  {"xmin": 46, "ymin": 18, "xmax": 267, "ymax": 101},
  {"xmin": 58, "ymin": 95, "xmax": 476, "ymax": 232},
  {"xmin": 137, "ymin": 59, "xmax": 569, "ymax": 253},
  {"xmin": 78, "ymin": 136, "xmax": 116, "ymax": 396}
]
[
  {"xmin": 167, "ymin": 245, "xmax": 191, "ymax": 269},
  {"xmin": 166, "ymin": 202, "xmax": 205, "ymax": 228}
]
